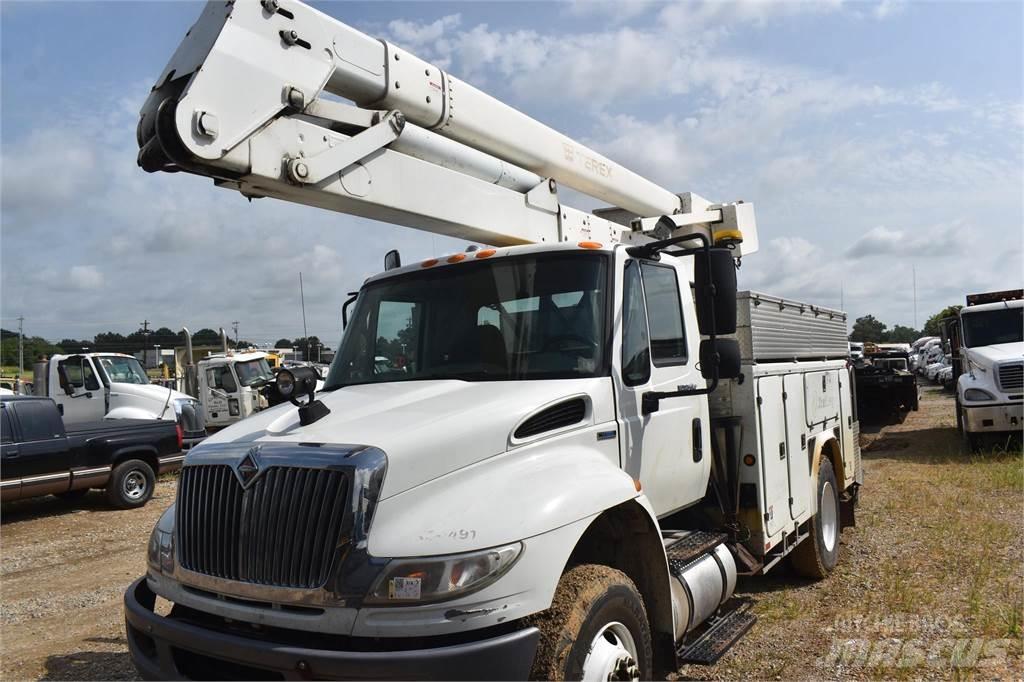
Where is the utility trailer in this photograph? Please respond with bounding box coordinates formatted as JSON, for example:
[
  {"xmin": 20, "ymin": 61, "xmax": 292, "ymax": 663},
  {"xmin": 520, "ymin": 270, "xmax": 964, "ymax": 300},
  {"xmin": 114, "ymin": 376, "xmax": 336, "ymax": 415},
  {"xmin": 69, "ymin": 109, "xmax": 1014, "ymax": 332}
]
[{"xmin": 124, "ymin": 3, "xmax": 862, "ymax": 680}]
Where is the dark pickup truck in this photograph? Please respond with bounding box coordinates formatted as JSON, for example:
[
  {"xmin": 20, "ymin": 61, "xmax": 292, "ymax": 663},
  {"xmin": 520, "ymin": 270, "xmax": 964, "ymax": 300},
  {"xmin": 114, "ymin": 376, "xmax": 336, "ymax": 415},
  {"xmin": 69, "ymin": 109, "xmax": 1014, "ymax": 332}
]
[{"xmin": 1, "ymin": 395, "xmax": 184, "ymax": 508}]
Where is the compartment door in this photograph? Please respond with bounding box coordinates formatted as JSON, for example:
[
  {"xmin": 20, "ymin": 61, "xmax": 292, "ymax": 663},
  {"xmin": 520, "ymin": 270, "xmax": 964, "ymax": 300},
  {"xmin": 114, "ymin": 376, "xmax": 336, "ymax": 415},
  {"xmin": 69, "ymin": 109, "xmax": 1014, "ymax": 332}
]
[
  {"xmin": 783, "ymin": 374, "xmax": 810, "ymax": 520},
  {"xmin": 837, "ymin": 367, "xmax": 856, "ymax": 483},
  {"xmin": 756, "ymin": 376, "xmax": 789, "ymax": 537}
]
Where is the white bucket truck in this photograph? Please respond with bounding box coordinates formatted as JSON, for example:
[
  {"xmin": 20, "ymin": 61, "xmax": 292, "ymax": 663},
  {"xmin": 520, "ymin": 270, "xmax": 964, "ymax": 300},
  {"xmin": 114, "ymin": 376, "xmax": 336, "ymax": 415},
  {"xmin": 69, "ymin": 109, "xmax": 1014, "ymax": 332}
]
[
  {"xmin": 955, "ymin": 290, "xmax": 1023, "ymax": 451},
  {"xmin": 33, "ymin": 352, "xmax": 206, "ymax": 447},
  {"xmin": 125, "ymin": 3, "xmax": 862, "ymax": 679}
]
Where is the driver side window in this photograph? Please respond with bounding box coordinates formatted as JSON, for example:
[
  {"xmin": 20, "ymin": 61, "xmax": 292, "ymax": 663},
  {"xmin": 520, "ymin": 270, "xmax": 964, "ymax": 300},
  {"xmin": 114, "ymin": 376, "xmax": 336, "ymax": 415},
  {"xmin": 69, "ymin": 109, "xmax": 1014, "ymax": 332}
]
[{"xmin": 621, "ymin": 261, "xmax": 651, "ymax": 386}]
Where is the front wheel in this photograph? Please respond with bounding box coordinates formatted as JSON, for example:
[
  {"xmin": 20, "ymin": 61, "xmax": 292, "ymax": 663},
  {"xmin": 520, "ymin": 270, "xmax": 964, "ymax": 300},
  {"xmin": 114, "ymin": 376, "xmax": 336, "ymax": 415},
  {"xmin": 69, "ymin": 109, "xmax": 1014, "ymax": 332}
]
[
  {"xmin": 529, "ymin": 564, "xmax": 652, "ymax": 681},
  {"xmin": 790, "ymin": 459, "xmax": 841, "ymax": 579},
  {"xmin": 106, "ymin": 459, "xmax": 155, "ymax": 509}
]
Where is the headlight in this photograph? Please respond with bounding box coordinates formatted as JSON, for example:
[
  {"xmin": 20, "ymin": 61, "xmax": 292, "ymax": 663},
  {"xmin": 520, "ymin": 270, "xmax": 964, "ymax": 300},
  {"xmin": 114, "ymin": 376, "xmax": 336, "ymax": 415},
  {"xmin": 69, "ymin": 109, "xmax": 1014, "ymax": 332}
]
[
  {"xmin": 366, "ymin": 543, "xmax": 522, "ymax": 604},
  {"xmin": 147, "ymin": 526, "xmax": 174, "ymax": 575},
  {"xmin": 964, "ymin": 388, "xmax": 996, "ymax": 401},
  {"xmin": 147, "ymin": 506, "xmax": 176, "ymax": 575}
]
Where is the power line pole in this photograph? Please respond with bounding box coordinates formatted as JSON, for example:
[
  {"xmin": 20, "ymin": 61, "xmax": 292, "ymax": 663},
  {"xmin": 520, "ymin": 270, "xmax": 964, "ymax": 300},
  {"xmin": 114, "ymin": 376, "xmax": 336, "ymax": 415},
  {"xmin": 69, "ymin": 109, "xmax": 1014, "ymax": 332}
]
[
  {"xmin": 912, "ymin": 265, "xmax": 917, "ymax": 330},
  {"xmin": 17, "ymin": 315, "xmax": 24, "ymax": 380},
  {"xmin": 299, "ymin": 272, "xmax": 310, "ymax": 362},
  {"xmin": 232, "ymin": 321, "xmax": 240, "ymax": 346}
]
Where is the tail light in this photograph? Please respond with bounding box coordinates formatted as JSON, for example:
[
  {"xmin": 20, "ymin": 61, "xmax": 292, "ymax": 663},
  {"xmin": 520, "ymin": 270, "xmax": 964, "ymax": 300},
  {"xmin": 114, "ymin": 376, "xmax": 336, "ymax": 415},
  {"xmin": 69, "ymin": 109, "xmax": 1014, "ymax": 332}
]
[{"xmin": 175, "ymin": 423, "xmax": 184, "ymax": 450}]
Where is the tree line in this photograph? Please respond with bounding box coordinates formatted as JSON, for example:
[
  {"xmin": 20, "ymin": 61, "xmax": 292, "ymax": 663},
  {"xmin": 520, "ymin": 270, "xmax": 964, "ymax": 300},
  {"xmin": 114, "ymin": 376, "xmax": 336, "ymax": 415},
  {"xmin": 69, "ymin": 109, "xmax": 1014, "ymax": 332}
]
[
  {"xmin": 849, "ymin": 305, "xmax": 962, "ymax": 343},
  {"xmin": 0, "ymin": 326, "xmax": 329, "ymax": 371}
]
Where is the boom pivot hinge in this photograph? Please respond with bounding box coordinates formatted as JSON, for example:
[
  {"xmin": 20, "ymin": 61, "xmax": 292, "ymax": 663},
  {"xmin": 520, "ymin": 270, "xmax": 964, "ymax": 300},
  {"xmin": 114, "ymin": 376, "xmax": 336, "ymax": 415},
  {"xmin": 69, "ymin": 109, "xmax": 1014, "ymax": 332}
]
[{"xmin": 286, "ymin": 109, "xmax": 406, "ymax": 184}]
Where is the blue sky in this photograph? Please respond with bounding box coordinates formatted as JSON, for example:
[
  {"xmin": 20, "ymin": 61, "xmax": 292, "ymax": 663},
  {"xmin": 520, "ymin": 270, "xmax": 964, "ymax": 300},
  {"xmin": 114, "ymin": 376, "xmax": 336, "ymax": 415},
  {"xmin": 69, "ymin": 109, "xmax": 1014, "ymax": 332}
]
[{"xmin": 2, "ymin": 0, "xmax": 1021, "ymax": 345}]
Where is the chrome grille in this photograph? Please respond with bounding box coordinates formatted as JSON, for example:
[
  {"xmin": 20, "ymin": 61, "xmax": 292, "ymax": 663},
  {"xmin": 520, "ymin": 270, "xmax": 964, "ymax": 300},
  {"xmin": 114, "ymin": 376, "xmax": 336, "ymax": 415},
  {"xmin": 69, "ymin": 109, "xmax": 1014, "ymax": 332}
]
[
  {"xmin": 177, "ymin": 465, "xmax": 349, "ymax": 589},
  {"xmin": 998, "ymin": 363, "xmax": 1023, "ymax": 392}
]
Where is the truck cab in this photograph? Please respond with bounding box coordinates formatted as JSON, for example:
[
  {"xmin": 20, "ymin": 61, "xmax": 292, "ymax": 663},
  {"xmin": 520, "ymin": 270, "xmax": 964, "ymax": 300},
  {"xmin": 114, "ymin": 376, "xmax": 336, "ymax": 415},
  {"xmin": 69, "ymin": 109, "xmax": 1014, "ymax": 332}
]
[
  {"xmin": 41, "ymin": 353, "xmax": 206, "ymax": 447},
  {"xmin": 955, "ymin": 293, "xmax": 1023, "ymax": 450},
  {"xmin": 195, "ymin": 352, "xmax": 273, "ymax": 428}
]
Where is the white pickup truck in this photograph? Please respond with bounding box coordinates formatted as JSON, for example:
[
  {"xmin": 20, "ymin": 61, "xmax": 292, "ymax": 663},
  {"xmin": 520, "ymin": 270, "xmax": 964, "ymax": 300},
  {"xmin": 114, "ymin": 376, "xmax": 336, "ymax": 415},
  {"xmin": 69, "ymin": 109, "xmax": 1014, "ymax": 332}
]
[
  {"xmin": 34, "ymin": 353, "xmax": 206, "ymax": 447},
  {"xmin": 955, "ymin": 291, "xmax": 1023, "ymax": 451}
]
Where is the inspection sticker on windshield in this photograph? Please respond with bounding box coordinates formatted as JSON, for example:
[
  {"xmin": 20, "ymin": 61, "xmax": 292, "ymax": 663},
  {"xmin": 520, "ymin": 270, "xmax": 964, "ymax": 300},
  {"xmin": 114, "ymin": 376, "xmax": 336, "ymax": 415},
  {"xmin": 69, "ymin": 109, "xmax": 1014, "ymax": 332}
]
[{"xmin": 390, "ymin": 577, "xmax": 422, "ymax": 600}]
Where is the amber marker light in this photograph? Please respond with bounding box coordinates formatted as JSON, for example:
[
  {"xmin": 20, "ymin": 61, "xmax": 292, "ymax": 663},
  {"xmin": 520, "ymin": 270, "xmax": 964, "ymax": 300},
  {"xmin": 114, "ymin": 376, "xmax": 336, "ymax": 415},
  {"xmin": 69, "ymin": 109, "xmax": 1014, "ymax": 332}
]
[
  {"xmin": 447, "ymin": 253, "xmax": 467, "ymax": 263},
  {"xmin": 578, "ymin": 241, "xmax": 603, "ymax": 249},
  {"xmin": 421, "ymin": 258, "xmax": 439, "ymax": 268},
  {"xmin": 475, "ymin": 249, "xmax": 497, "ymax": 259}
]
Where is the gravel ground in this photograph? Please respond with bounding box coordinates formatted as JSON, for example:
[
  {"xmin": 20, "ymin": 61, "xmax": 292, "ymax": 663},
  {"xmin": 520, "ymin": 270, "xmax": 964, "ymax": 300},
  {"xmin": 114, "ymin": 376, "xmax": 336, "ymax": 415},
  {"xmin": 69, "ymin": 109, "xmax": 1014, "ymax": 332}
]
[{"xmin": 1, "ymin": 385, "xmax": 1020, "ymax": 680}]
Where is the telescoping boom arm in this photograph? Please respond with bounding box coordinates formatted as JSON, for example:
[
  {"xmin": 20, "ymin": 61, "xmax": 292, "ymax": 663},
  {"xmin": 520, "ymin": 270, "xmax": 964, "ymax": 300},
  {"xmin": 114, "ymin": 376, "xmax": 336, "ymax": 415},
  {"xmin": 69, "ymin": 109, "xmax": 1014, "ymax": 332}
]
[{"xmin": 138, "ymin": 0, "xmax": 757, "ymax": 251}]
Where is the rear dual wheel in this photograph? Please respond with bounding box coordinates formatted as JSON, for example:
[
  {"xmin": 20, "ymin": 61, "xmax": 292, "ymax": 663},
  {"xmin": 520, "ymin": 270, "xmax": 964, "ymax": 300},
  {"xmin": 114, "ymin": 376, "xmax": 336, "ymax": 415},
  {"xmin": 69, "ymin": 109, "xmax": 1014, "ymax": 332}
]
[{"xmin": 791, "ymin": 459, "xmax": 840, "ymax": 579}]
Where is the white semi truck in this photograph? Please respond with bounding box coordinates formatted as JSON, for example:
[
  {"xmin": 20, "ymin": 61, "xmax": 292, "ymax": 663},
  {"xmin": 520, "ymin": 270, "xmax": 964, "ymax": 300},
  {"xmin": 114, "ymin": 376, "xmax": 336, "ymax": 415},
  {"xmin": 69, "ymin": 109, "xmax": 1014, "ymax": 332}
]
[
  {"xmin": 954, "ymin": 290, "xmax": 1023, "ymax": 452},
  {"xmin": 32, "ymin": 353, "xmax": 206, "ymax": 447},
  {"xmin": 125, "ymin": 2, "xmax": 862, "ymax": 679}
]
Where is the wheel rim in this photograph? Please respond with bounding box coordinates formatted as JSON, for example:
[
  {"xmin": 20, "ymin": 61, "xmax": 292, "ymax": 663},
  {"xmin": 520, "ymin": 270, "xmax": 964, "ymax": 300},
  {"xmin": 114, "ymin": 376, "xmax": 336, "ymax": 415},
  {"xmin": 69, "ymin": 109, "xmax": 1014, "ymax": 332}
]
[
  {"xmin": 123, "ymin": 470, "xmax": 148, "ymax": 501},
  {"xmin": 581, "ymin": 621, "xmax": 640, "ymax": 682},
  {"xmin": 821, "ymin": 480, "xmax": 838, "ymax": 553}
]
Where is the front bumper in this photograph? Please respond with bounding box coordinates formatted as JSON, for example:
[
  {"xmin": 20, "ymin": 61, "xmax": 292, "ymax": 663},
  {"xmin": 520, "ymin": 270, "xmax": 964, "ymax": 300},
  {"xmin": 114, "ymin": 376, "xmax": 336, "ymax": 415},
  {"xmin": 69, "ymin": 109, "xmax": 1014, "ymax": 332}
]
[
  {"xmin": 124, "ymin": 577, "xmax": 539, "ymax": 681},
  {"xmin": 962, "ymin": 402, "xmax": 1023, "ymax": 433}
]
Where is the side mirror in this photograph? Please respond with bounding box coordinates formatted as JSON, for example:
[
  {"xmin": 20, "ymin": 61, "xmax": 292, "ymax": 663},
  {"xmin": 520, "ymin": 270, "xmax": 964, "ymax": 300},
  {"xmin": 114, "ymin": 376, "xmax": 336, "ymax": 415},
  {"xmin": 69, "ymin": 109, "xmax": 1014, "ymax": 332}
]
[
  {"xmin": 694, "ymin": 248, "xmax": 737, "ymax": 335},
  {"xmin": 384, "ymin": 249, "xmax": 402, "ymax": 271},
  {"xmin": 700, "ymin": 338, "xmax": 741, "ymax": 380},
  {"xmin": 57, "ymin": 365, "xmax": 73, "ymax": 396}
]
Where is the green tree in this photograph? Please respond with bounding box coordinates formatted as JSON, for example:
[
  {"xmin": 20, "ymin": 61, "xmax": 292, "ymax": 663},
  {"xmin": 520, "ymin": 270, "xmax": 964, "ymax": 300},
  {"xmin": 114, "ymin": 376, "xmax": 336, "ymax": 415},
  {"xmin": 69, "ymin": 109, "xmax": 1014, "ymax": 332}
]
[
  {"xmin": 922, "ymin": 305, "xmax": 963, "ymax": 336},
  {"xmin": 93, "ymin": 331, "xmax": 127, "ymax": 353},
  {"xmin": 274, "ymin": 338, "xmax": 293, "ymax": 349},
  {"xmin": 850, "ymin": 315, "xmax": 886, "ymax": 342},
  {"xmin": 58, "ymin": 338, "xmax": 92, "ymax": 352},
  {"xmin": 885, "ymin": 325, "xmax": 920, "ymax": 343},
  {"xmin": 191, "ymin": 328, "xmax": 222, "ymax": 346}
]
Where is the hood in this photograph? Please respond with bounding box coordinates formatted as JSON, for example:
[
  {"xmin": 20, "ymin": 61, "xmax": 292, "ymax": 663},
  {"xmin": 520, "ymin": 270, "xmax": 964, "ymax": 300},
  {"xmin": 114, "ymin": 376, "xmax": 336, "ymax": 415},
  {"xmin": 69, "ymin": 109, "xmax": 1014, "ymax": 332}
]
[
  {"xmin": 965, "ymin": 342, "xmax": 1024, "ymax": 369},
  {"xmin": 202, "ymin": 377, "xmax": 612, "ymax": 499},
  {"xmin": 110, "ymin": 381, "xmax": 195, "ymax": 418}
]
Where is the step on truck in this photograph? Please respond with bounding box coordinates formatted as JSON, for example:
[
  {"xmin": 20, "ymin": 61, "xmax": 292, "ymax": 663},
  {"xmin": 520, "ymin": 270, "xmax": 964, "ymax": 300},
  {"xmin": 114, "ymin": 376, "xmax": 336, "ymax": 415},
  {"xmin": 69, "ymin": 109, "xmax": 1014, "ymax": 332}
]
[{"xmin": 125, "ymin": 2, "xmax": 862, "ymax": 679}]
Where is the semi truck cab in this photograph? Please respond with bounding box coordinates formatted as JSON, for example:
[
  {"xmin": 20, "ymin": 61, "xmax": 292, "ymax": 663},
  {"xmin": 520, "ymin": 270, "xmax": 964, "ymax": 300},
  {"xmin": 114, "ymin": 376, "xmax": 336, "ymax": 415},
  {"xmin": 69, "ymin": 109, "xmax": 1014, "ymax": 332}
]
[
  {"xmin": 955, "ymin": 293, "xmax": 1024, "ymax": 451},
  {"xmin": 195, "ymin": 352, "xmax": 273, "ymax": 428},
  {"xmin": 39, "ymin": 353, "xmax": 206, "ymax": 447}
]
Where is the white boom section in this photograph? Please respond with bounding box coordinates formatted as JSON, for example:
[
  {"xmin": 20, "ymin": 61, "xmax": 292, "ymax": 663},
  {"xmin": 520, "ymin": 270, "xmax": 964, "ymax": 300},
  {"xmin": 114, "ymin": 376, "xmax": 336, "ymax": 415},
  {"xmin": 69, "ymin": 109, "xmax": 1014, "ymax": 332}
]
[{"xmin": 138, "ymin": 0, "xmax": 757, "ymax": 252}]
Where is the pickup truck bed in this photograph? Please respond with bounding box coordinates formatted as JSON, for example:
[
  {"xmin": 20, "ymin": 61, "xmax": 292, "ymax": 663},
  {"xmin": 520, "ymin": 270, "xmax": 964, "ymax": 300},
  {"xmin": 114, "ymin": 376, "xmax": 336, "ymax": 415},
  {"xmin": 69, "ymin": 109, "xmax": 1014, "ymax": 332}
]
[{"xmin": 1, "ymin": 396, "xmax": 184, "ymax": 507}]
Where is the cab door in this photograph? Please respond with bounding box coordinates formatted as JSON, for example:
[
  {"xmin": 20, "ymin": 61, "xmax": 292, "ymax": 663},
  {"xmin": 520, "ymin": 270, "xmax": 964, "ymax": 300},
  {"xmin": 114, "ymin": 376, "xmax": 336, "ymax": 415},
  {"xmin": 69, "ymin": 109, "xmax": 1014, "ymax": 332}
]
[
  {"xmin": 614, "ymin": 256, "xmax": 710, "ymax": 517},
  {"xmin": 54, "ymin": 356, "xmax": 106, "ymax": 425}
]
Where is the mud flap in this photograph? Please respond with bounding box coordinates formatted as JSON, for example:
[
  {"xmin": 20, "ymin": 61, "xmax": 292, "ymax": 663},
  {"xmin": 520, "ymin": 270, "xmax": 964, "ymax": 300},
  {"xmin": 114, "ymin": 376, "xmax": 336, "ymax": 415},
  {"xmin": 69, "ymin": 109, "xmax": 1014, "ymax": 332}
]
[{"xmin": 839, "ymin": 487, "xmax": 858, "ymax": 529}]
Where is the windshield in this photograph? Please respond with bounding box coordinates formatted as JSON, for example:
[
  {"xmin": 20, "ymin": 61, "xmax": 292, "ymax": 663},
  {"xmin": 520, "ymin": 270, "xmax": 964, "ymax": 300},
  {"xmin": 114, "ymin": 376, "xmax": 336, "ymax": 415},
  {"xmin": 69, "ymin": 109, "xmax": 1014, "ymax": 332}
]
[
  {"xmin": 96, "ymin": 356, "xmax": 149, "ymax": 385},
  {"xmin": 325, "ymin": 252, "xmax": 609, "ymax": 388},
  {"xmin": 234, "ymin": 358, "xmax": 274, "ymax": 386},
  {"xmin": 961, "ymin": 307, "xmax": 1023, "ymax": 347}
]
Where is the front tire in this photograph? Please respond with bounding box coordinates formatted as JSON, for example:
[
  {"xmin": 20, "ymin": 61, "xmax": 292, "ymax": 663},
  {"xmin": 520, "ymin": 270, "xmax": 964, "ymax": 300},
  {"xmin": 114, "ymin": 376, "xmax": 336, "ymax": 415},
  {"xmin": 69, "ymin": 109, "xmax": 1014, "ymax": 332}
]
[
  {"xmin": 791, "ymin": 459, "xmax": 841, "ymax": 579},
  {"xmin": 529, "ymin": 564, "xmax": 652, "ymax": 681},
  {"xmin": 106, "ymin": 459, "xmax": 155, "ymax": 509}
]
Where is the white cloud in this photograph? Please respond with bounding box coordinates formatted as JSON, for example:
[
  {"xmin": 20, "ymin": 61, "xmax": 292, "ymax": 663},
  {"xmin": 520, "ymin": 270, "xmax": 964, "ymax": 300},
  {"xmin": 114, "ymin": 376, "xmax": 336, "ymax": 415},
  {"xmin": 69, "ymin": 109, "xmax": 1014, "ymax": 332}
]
[
  {"xmin": 388, "ymin": 14, "xmax": 461, "ymax": 50},
  {"xmin": 69, "ymin": 265, "xmax": 104, "ymax": 290}
]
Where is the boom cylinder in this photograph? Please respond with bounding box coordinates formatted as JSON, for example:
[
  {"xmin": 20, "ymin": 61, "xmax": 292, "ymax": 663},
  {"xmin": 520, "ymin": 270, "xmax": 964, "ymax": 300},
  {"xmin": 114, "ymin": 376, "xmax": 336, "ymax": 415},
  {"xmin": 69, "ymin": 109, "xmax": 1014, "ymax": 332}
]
[{"xmin": 140, "ymin": 0, "xmax": 682, "ymax": 217}]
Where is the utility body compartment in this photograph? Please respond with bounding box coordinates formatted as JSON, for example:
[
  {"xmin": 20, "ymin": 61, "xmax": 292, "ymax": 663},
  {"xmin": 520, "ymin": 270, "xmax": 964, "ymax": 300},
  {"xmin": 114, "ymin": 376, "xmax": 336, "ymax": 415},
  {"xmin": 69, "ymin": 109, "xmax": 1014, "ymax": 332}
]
[{"xmin": 709, "ymin": 292, "xmax": 858, "ymax": 567}]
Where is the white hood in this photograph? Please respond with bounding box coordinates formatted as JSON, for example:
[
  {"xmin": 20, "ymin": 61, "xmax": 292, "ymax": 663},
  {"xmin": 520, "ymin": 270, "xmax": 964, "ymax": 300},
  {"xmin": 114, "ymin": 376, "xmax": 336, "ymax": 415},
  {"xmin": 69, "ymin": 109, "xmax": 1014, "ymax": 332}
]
[
  {"xmin": 965, "ymin": 342, "xmax": 1024, "ymax": 370},
  {"xmin": 202, "ymin": 377, "xmax": 614, "ymax": 499},
  {"xmin": 110, "ymin": 381, "xmax": 194, "ymax": 418}
]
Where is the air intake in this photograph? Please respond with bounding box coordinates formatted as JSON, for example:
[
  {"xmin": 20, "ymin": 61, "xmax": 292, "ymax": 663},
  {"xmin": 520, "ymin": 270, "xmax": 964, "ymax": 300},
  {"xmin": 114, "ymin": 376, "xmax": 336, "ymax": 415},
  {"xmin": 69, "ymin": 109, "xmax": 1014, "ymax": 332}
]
[{"xmin": 514, "ymin": 398, "xmax": 586, "ymax": 439}]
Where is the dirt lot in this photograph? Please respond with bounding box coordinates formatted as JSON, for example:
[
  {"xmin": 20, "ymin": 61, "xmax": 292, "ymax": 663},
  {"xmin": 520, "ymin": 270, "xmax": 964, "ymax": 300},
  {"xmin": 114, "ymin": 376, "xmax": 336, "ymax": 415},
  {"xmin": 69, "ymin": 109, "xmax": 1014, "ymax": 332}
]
[{"xmin": 1, "ymin": 385, "xmax": 1021, "ymax": 680}]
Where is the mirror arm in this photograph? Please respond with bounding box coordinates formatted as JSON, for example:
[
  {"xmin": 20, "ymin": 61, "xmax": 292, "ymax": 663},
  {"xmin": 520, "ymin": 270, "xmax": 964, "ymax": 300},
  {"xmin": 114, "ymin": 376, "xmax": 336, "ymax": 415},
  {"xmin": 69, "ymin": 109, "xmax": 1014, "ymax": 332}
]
[
  {"xmin": 341, "ymin": 291, "xmax": 359, "ymax": 330},
  {"xmin": 642, "ymin": 372, "xmax": 719, "ymax": 415}
]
